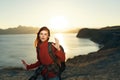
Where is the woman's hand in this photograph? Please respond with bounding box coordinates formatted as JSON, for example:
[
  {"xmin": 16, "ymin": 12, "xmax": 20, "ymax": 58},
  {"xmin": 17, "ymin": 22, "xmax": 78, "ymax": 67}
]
[
  {"xmin": 52, "ymin": 38, "xmax": 61, "ymax": 51},
  {"xmin": 21, "ymin": 59, "xmax": 28, "ymax": 70}
]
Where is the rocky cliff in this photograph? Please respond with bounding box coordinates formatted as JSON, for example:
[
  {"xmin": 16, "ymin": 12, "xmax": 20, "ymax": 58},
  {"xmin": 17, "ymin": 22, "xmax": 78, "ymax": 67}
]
[
  {"xmin": 76, "ymin": 26, "xmax": 120, "ymax": 50},
  {"xmin": 64, "ymin": 26, "xmax": 120, "ymax": 80}
]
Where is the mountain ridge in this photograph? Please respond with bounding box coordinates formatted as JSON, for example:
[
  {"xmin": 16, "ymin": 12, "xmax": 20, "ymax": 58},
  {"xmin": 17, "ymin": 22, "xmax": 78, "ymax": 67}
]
[{"xmin": 0, "ymin": 25, "xmax": 79, "ymax": 34}]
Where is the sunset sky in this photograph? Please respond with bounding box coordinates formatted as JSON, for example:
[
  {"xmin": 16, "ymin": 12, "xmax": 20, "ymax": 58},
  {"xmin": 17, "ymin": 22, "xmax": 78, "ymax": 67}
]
[{"xmin": 0, "ymin": 0, "xmax": 120, "ymax": 31}]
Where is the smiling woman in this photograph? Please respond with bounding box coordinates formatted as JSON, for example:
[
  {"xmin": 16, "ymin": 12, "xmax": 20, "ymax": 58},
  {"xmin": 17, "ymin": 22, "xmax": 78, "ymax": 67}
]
[{"xmin": 49, "ymin": 16, "xmax": 69, "ymax": 32}]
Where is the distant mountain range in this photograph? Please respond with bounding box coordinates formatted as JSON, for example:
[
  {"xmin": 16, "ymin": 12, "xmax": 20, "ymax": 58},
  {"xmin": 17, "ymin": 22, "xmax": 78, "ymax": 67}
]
[
  {"xmin": 0, "ymin": 25, "xmax": 39, "ymax": 34},
  {"xmin": 0, "ymin": 25, "xmax": 79, "ymax": 34}
]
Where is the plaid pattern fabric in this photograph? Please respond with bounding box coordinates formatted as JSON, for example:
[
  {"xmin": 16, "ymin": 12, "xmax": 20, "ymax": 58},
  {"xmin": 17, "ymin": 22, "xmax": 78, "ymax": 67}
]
[
  {"xmin": 29, "ymin": 65, "xmax": 45, "ymax": 80},
  {"xmin": 47, "ymin": 63, "xmax": 60, "ymax": 73}
]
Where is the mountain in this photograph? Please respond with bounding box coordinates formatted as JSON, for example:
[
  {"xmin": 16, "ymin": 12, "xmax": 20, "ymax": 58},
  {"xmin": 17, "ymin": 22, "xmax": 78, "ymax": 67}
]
[
  {"xmin": 0, "ymin": 25, "xmax": 39, "ymax": 34},
  {"xmin": 0, "ymin": 25, "xmax": 79, "ymax": 34}
]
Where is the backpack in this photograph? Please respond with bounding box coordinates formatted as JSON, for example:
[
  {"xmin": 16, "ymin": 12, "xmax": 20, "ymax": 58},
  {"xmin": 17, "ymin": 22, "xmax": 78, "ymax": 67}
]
[{"xmin": 48, "ymin": 42, "xmax": 66, "ymax": 74}]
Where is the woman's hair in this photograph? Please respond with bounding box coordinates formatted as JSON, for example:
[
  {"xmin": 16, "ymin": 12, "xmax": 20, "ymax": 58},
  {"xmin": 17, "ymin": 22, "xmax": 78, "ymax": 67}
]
[{"xmin": 34, "ymin": 26, "xmax": 50, "ymax": 47}]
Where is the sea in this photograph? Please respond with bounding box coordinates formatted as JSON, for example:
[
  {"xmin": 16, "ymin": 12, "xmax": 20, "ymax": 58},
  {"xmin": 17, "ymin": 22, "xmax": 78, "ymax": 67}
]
[{"xmin": 0, "ymin": 33, "xmax": 99, "ymax": 68}]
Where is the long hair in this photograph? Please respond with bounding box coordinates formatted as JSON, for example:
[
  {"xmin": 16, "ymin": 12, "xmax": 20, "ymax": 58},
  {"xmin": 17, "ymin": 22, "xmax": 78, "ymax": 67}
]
[{"xmin": 34, "ymin": 26, "xmax": 50, "ymax": 47}]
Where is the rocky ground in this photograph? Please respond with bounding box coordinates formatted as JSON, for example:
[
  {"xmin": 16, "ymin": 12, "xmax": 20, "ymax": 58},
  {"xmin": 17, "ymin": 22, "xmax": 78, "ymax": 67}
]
[{"xmin": 1, "ymin": 48, "xmax": 120, "ymax": 80}]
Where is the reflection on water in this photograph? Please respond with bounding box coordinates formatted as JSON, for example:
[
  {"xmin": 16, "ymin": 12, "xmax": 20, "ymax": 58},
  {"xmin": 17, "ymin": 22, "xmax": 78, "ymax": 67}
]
[
  {"xmin": 50, "ymin": 33, "xmax": 99, "ymax": 60},
  {"xmin": 0, "ymin": 33, "xmax": 99, "ymax": 67},
  {"xmin": 51, "ymin": 33, "xmax": 66, "ymax": 47}
]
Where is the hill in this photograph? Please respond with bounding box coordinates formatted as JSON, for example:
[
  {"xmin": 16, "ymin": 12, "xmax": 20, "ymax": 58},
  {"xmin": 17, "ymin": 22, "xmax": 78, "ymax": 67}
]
[
  {"xmin": 0, "ymin": 25, "xmax": 79, "ymax": 34},
  {"xmin": 0, "ymin": 25, "xmax": 39, "ymax": 34}
]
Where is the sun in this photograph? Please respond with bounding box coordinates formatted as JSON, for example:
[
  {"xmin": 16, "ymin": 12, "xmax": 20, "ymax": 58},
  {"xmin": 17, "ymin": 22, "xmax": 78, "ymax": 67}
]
[{"xmin": 49, "ymin": 16, "xmax": 69, "ymax": 32}]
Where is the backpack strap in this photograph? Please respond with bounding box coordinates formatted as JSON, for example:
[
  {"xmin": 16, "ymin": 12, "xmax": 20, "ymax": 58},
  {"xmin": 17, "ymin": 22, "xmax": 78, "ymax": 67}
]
[
  {"xmin": 36, "ymin": 45, "xmax": 41, "ymax": 62},
  {"xmin": 48, "ymin": 42, "xmax": 65, "ymax": 80},
  {"xmin": 48, "ymin": 42, "xmax": 58, "ymax": 64},
  {"xmin": 48, "ymin": 42, "xmax": 61, "ymax": 74},
  {"xmin": 48, "ymin": 42, "xmax": 65, "ymax": 65}
]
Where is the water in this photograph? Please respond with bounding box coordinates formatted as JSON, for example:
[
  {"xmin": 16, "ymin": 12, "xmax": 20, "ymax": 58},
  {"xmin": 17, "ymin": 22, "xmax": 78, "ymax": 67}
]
[{"xmin": 0, "ymin": 33, "xmax": 99, "ymax": 68}]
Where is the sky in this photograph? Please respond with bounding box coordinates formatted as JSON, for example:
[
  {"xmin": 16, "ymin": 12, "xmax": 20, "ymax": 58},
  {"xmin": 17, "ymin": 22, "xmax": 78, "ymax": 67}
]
[{"xmin": 0, "ymin": 0, "xmax": 120, "ymax": 31}]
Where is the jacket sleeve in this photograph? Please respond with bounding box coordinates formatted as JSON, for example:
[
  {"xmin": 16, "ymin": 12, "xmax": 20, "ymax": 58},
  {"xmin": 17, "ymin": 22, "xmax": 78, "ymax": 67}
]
[{"xmin": 26, "ymin": 60, "xmax": 41, "ymax": 70}]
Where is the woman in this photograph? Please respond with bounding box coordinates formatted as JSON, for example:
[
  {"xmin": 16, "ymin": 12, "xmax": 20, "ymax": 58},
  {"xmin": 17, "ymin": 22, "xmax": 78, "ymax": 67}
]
[{"xmin": 21, "ymin": 26, "xmax": 65, "ymax": 80}]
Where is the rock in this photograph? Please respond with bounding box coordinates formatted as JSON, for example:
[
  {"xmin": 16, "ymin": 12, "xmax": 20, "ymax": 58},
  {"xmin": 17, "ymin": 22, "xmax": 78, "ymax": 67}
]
[{"xmin": 77, "ymin": 26, "xmax": 120, "ymax": 50}]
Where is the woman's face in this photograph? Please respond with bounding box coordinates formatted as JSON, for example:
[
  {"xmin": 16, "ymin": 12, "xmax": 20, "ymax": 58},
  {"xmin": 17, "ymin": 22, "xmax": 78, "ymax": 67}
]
[{"xmin": 39, "ymin": 30, "xmax": 49, "ymax": 42}]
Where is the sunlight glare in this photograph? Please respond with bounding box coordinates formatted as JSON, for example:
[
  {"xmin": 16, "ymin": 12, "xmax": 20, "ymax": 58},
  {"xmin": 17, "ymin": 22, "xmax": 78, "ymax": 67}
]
[
  {"xmin": 49, "ymin": 16, "xmax": 69, "ymax": 31},
  {"xmin": 54, "ymin": 33, "xmax": 64, "ymax": 45},
  {"xmin": 53, "ymin": 33, "xmax": 69, "ymax": 60}
]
